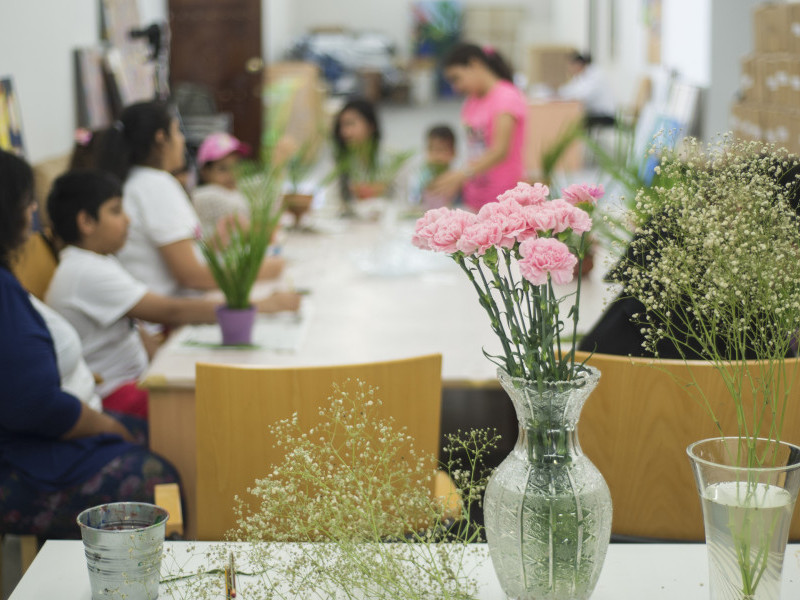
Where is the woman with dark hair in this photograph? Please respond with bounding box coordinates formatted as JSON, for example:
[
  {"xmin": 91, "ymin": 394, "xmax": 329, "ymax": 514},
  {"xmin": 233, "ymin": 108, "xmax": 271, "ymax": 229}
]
[
  {"xmin": 331, "ymin": 97, "xmax": 386, "ymax": 202},
  {"xmin": 94, "ymin": 101, "xmax": 285, "ymax": 304},
  {"xmin": 0, "ymin": 149, "xmax": 180, "ymax": 539},
  {"xmin": 429, "ymin": 42, "xmax": 527, "ymax": 210}
]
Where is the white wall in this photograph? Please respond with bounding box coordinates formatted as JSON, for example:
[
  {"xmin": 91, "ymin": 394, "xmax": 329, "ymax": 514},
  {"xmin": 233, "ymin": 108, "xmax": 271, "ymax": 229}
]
[
  {"xmin": 0, "ymin": 0, "xmax": 100, "ymax": 163},
  {"xmin": 705, "ymin": 0, "xmax": 761, "ymax": 140},
  {"xmin": 138, "ymin": 0, "xmax": 167, "ymax": 25},
  {"xmin": 607, "ymin": 0, "xmax": 648, "ymax": 106},
  {"xmin": 661, "ymin": 0, "xmax": 711, "ymax": 87},
  {"xmin": 265, "ymin": 0, "xmax": 294, "ymax": 62},
  {"xmin": 660, "ymin": 0, "xmax": 762, "ymax": 140}
]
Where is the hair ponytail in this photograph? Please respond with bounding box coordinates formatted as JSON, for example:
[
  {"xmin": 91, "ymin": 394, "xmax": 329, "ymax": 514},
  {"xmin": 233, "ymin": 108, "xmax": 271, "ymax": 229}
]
[
  {"xmin": 96, "ymin": 101, "xmax": 174, "ymax": 182},
  {"xmin": 443, "ymin": 42, "xmax": 514, "ymax": 82}
]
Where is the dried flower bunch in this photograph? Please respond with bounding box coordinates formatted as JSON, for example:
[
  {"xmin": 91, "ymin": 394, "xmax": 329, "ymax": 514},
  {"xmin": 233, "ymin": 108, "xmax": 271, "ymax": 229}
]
[
  {"xmin": 618, "ymin": 137, "xmax": 800, "ymax": 448},
  {"xmin": 162, "ymin": 380, "xmax": 497, "ymax": 599},
  {"xmin": 413, "ymin": 181, "xmax": 602, "ymax": 383}
]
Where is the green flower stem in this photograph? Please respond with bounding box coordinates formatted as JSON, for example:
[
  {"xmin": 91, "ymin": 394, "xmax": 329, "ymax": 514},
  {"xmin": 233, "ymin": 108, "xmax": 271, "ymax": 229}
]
[
  {"xmin": 487, "ymin": 254, "xmax": 526, "ymax": 371},
  {"xmin": 523, "ymin": 420, "xmax": 572, "ymax": 465},
  {"xmin": 548, "ymin": 280, "xmax": 564, "ymax": 379},
  {"xmin": 501, "ymin": 248, "xmax": 530, "ymax": 345},
  {"xmin": 567, "ymin": 233, "xmax": 587, "ymax": 376},
  {"xmin": 473, "ymin": 258, "xmax": 520, "ymax": 374},
  {"xmin": 455, "ymin": 256, "xmax": 515, "ymax": 374}
]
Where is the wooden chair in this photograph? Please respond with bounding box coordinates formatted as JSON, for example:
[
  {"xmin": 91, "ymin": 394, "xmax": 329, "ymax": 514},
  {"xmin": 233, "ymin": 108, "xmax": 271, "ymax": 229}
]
[
  {"xmin": 10, "ymin": 230, "xmax": 58, "ymax": 300},
  {"xmin": 154, "ymin": 482, "xmax": 184, "ymax": 539},
  {"xmin": 576, "ymin": 352, "xmax": 800, "ymax": 541},
  {"xmin": 194, "ymin": 354, "xmax": 448, "ymax": 540}
]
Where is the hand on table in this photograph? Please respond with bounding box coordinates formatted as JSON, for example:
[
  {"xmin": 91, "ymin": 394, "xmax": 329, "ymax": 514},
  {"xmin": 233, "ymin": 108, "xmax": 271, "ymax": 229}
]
[
  {"xmin": 428, "ymin": 169, "xmax": 467, "ymax": 199},
  {"xmin": 256, "ymin": 290, "xmax": 302, "ymax": 313},
  {"xmin": 258, "ymin": 256, "xmax": 285, "ymax": 280}
]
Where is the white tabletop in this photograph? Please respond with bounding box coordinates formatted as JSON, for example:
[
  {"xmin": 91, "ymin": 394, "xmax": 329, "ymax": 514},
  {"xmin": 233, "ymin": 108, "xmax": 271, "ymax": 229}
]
[
  {"xmin": 11, "ymin": 540, "xmax": 800, "ymax": 599},
  {"xmin": 143, "ymin": 217, "xmax": 617, "ymax": 387}
]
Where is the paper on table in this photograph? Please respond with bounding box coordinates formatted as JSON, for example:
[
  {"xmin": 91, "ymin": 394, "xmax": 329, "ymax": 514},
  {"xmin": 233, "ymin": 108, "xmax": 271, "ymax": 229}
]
[
  {"xmin": 352, "ymin": 238, "xmax": 452, "ymax": 277},
  {"xmin": 174, "ymin": 301, "xmax": 312, "ymax": 353}
]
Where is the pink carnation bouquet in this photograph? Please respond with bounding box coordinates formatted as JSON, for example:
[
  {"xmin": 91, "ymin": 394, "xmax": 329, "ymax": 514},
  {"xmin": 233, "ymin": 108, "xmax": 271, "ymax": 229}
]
[{"xmin": 413, "ymin": 181, "xmax": 601, "ymax": 382}]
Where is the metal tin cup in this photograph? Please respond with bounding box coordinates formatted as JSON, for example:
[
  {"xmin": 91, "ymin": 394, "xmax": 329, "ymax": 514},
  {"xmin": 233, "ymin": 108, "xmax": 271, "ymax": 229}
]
[{"xmin": 77, "ymin": 502, "xmax": 169, "ymax": 600}]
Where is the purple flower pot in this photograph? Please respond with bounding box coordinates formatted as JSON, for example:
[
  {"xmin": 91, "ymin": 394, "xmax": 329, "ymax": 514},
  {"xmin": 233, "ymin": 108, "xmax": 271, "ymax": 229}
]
[{"xmin": 215, "ymin": 305, "xmax": 257, "ymax": 346}]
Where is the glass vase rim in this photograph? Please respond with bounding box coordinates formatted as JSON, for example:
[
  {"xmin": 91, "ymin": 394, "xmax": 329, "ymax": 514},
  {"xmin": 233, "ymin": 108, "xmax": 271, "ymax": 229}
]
[
  {"xmin": 496, "ymin": 364, "xmax": 600, "ymax": 389},
  {"xmin": 687, "ymin": 437, "xmax": 800, "ymax": 473}
]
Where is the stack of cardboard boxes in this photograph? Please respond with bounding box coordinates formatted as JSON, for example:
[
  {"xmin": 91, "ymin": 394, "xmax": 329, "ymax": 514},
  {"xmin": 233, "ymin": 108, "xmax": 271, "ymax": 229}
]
[{"xmin": 732, "ymin": 3, "xmax": 800, "ymax": 151}]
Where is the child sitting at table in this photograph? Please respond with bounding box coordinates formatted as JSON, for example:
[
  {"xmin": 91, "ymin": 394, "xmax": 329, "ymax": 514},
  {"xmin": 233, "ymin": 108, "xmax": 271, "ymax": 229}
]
[
  {"xmin": 412, "ymin": 124, "xmax": 458, "ymax": 209},
  {"xmin": 45, "ymin": 170, "xmax": 300, "ymax": 417},
  {"xmin": 191, "ymin": 132, "xmax": 250, "ymax": 233}
]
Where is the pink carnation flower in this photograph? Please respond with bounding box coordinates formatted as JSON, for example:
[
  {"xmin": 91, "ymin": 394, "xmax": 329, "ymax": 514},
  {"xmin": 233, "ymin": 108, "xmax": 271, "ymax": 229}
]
[
  {"xmin": 545, "ymin": 199, "xmax": 575, "ymax": 234},
  {"xmin": 522, "ymin": 203, "xmax": 558, "ymax": 234},
  {"xmin": 497, "ymin": 181, "xmax": 549, "ymax": 206},
  {"xmin": 476, "ymin": 202, "xmax": 501, "ymax": 222},
  {"xmin": 477, "ymin": 199, "xmax": 528, "ymax": 247},
  {"xmin": 412, "ymin": 207, "xmax": 451, "ymax": 250},
  {"xmin": 561, "ymin": 183, "xmax": 604, "ymax": 206},
  {"xmin": 518, "ymin": 237, "xmax": 577, "ymax": 286},
  {"xmin": 428, "ymin": 209, "xmax": 477, "ymax": 254},
  {"xmin": 567, "ymin": 206, "xmax": 593, "ymax": 234},
  {"xmin": 457, "ymin": 221, "xmax": 504, "ymax": 255}
]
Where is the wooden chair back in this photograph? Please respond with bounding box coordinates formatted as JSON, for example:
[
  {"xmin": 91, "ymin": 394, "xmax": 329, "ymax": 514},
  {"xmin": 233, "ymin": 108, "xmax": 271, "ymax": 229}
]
[
  {"xmin": 194, "ymin": 354, "xmax": 443, "ymax": 540},
  {"xmin": 576, "ymin": 351, "xmax": 800, "ymax": 540}
]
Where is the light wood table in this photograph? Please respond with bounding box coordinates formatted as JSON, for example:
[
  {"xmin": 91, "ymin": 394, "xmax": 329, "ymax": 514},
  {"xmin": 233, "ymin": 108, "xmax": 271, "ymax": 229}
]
[
  {"xmin": 143, "ymin": 218, "xmax": 616, "ymax": 539},
  {"xmin": 12, "ymin": 540, "xmax": 800, "ymax": 599}
]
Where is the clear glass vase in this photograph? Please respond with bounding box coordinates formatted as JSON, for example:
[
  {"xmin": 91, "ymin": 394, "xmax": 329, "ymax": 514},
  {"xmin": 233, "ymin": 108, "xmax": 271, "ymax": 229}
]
[
  {"xmin": 484, "ymin": 366, "xmax": 612, "ymax": 600},
  {"xmin": 687, "ymin": 438, "xmax": 800, "ymax": 600}
]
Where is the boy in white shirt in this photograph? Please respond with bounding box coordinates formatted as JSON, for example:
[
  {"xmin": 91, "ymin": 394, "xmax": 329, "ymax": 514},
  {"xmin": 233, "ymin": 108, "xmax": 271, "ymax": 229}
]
[{"xmin": 45, "ymin": 170, "xmax": 300, "ymax": 417}]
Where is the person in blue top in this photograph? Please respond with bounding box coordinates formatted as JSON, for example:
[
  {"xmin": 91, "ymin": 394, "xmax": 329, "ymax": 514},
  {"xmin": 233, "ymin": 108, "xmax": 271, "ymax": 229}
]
[{"xmin": 0, "ymin": 149, "xmax": 180, "ymax": 539}]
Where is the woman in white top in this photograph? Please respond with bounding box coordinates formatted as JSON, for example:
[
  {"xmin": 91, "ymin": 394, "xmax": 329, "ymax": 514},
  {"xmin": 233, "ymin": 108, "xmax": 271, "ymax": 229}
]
[
  {"xmin": 558, "ymin": 52, "xmax": 616, "ymax": 126},
  {"xmin": 28, "ymin": 295, "xmax": 102, "ymax": 412},
  {"xmin": 96, "ymin": 102, "xmax": 284, "ymax": 297}
]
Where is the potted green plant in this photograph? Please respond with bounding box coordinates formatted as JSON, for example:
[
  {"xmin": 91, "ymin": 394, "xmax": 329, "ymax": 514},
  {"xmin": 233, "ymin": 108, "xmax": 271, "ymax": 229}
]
[
  {"xmin": 327, "ymin": 140, "xmax": 414, "ymax": 201},
  {"xmin": 282, "ymin": 143, "xmax": 317, "ymax": 229},
  {"xmin": 197, "ymin": 161, "xmax": 283, "ymax": 345}
]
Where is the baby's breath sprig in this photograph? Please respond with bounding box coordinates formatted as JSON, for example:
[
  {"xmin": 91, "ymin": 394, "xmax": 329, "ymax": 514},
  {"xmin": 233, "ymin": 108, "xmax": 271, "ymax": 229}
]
[
  {"xmin": 617, "ymin": 137, "xmax": 800, "ymax": 459},
  {"xmin": 162, "ymin": 380, "xmax": 498, "ymax": 599}
]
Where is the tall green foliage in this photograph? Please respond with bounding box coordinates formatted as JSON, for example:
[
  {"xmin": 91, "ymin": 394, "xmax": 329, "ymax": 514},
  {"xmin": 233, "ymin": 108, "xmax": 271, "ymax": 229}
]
[{"xmin": 197, "ymin": 162, "xmax": 283, "ymax": 309}]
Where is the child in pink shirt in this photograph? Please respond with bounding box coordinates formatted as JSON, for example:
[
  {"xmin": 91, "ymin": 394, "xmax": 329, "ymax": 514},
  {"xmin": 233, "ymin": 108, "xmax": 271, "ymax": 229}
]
[{"xmin": 429, "ymin": 43, "xmax": 527, "ymax": 211}]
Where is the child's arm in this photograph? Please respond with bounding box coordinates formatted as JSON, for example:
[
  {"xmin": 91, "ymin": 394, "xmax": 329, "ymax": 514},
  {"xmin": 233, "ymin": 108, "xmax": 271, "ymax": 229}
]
[
  {"xmin": 159, "ymin": 239, "xmax": 219, "ymax": 291},
  {"xmin": 138, "ymin": 324, "xmax": 165, "ymax": 360},
  {"xmin": 162, "ymin": 238, "xmax": 286, "ymax": 287},
  {"xmin": 258, "ymin": 256, "xmax": 285, "ymax": 280},
  {"xmin": 126, "ymin": 290, "xmax": 301, "ymax": 325},
  {"xmin": 428, "ymin": 113, "xmax": 515, "ymax": 197}
]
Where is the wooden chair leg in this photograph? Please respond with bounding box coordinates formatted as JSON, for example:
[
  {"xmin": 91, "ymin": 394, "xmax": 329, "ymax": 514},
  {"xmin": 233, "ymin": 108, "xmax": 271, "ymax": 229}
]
[
  {"xmin": 19, "ymin": 535, "xmax": 38, "ymax": 574},
  {"xmin": 434, "ymin": 470, "xmax": 462, "ymax": 520},
  {"xmin": 154, "ymin": 483, "xmax": 184, "ymax": 539}
]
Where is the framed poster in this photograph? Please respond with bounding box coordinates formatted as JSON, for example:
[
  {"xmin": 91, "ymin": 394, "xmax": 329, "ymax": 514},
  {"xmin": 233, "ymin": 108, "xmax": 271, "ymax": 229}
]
[
  {"xmin": 75, "ymin": 47, "xmax": 113, "ymax": 129},
  {"xmin": 643, "ymin": 0, "xmax": 662, "ymax": 65},
  {"xmin": 412, "ymin": 1, "xmax": 463, "ymax": 96},
  {"xmin": 0, "ymin": 77, "xmax": 25, "ymax": 157}
]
